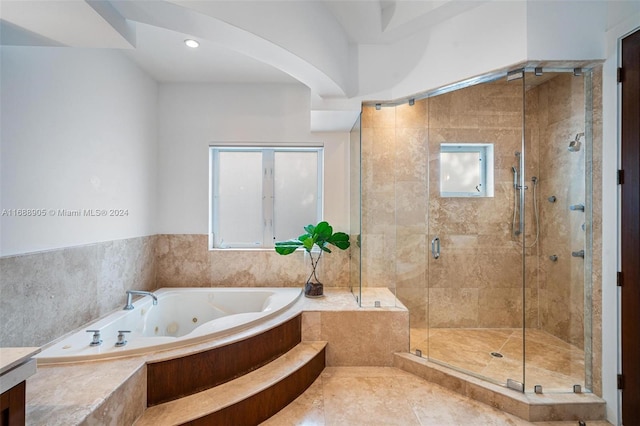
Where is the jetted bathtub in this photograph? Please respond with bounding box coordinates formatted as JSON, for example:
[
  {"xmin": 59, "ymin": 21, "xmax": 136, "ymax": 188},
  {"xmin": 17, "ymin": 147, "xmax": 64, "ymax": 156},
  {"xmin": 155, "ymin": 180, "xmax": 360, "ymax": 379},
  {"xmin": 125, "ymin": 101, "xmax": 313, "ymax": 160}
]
[{"xmin": 36, "ymin": 287, "xmax": 302, "ymax": 364}]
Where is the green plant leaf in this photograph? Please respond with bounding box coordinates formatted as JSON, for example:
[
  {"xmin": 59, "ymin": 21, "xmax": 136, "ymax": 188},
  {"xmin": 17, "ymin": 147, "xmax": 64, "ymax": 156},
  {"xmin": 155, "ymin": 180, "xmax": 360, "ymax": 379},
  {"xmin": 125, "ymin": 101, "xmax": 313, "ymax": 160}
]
[
  {"xmin": 314, "ymin": 221, "xmax": 332, "ymax": 240},
  {"xmin": 275, "ymin": 239, "xmax": 303, "ymax": 255},
  {"xmin": 301, "ymin": 236, "xmax": 314, "ymax": 252},
  {"xmin": 328, "ymin": 232, "xmax": 350, "ymax": 250},
  {"xmin": 275, "ymin": 221, "xmax": 350, "ymax": 256},
  {"xmin": 297, "ymin": 233, "xmax": 311, "ymax": 242}
]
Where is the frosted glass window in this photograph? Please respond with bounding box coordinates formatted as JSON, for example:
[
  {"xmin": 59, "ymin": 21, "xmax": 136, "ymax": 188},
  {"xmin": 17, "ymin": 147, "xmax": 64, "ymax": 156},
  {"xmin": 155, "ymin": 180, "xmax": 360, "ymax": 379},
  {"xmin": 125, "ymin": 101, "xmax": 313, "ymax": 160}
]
[
  {"xmin": 216, "ymin": 151, "xmax": 263, "ymax": 247},
  {"xmin": 440, "ymin": 143, "xmax": 494, "ymax": 197},
  {"xmin": 210, "ymin": 146, "xmax": 323, "ymax": 248},
  {"xmin": 274, "ymin": 151, "xmax": 319, "ymax": 241}
]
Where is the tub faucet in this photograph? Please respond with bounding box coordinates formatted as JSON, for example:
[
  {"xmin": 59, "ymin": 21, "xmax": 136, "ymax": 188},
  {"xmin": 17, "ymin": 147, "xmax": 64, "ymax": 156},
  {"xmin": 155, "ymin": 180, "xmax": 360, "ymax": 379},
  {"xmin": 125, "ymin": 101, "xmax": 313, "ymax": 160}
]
[
  {"xmin": 86, "ymin": 330, "xmax": 102, "ymax": 346},
  {"xmin": 115, "ymin": 330, "xmax": 130, "ymax": 347},
  {"xmin": 124, "ymin": 290, "xmax": 158, "ymax": 310}
]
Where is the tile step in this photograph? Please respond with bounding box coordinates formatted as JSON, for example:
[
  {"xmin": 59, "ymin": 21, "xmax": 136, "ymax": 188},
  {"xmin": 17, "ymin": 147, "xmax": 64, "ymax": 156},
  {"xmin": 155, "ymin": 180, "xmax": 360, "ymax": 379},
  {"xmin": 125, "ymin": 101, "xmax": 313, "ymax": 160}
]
[
  {"xmin": 394, "ymin": 352, "xmax": 606, "ymax": 422},
  {"xmin": 135, "ymin": 341, "xmax": 327, "ymax": 425}
]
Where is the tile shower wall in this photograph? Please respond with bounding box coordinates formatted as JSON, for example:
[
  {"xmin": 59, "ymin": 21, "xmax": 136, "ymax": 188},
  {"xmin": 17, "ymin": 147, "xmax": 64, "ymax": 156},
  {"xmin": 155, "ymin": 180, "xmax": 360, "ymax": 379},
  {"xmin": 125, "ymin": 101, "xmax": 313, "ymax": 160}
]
[
  {"xmin": 0, "ymin": 236, "xmax": 156, "ymax": 347},
  {"xmin": 524, "ymin": 70, "xmax": 603, "ymax": 394},
  {"xmin": 427, "ymin": 80, "xmax": 534, "ymax": 329},
  {"xmin": 591, "ymin": 68, "xmax": 603, "ymax": 396},
  {"xmin": 361, "ymin": 79, "xmax": 535, "ymax": 328},
  {"xmin": 361, "ymin": 101, "xmax": 429, "ymax": 316},
  {"xmin": 349, "ymin": 116, "xmax": 362, "ymax": 296},
  {"xmin": 360, "ymin": 105, "xmax": 403, "ymax": 297},
  {"xmin": 527, "ymin": 73, "xmax": 588, "ymax": 348}
]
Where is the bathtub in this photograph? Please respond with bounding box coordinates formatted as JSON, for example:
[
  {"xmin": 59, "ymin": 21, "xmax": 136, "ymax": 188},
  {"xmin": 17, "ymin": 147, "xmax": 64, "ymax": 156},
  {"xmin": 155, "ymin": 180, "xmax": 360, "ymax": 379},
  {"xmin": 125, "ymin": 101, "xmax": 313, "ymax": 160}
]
[{"xmin": 36, "ymin": 287, "xmax": 302, "ymax": 364}]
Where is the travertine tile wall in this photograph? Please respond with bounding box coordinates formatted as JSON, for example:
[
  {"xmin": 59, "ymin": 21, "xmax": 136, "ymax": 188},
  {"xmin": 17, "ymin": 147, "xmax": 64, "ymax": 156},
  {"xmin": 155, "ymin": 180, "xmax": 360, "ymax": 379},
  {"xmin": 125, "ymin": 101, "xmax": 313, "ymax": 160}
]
[
  {"xmin": 0, "ymin": 236, "xmax": 156, "ymax": 347},
  {"xmin": 527, "ymin": 73, "xmax": 587, "ymax": 348},
  {"xmin": 361, "ymin": 78, "xmax": 534, "ymax": 329},
  {"xmin": 360, "ymin": 105, "xmax": 402, "ymax": 297},
  {"xmin": 361, "ymin": 102, "xmax": 429, "ymax": 313},
  {"xmin": 302, "ymin": 309, "xmax": 409, "ymax": 366},
  {"xmin": 155, "ymin": 234, "xmax": 350, "ymax": 288},
  {"xmin": 0, "ymin": 234, "xmax": 350, "ymax": 347},
  {"xmin": 427, "ymin": 80, "xmax": 534, "ymax": 329},
  {"xmin": 349, "ymin": 116, "xmax": 362, "ymax": 297},
  {"xmin": 525, "ymin": 69, "xmax": 603, "ymax": 394},
  {"xmin": 591, "ymin": 67, "xmax": 603, "ymax": 396}
]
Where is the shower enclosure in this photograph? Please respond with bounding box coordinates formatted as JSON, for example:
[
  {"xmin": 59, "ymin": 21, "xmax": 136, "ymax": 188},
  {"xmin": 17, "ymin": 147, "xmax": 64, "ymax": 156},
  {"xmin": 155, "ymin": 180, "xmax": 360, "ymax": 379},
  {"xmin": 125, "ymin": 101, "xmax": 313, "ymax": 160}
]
[{"xmin": 353, "ymin": 66, "xmax": 598, "ymax": 394}]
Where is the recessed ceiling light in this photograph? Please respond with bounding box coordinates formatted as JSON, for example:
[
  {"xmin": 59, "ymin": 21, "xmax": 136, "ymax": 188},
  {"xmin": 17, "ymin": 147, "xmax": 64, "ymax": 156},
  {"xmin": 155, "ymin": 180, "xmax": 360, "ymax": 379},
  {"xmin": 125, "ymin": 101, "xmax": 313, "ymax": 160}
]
[{"xmin": 184, "ymin": 39, "xmax": 199, "ymax": 48}]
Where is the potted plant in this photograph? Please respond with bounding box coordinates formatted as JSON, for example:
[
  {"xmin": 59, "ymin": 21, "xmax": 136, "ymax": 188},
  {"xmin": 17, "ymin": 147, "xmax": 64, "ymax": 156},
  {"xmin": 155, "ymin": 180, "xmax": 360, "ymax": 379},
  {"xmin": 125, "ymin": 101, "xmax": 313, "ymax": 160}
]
[{"xmin": 275, "ymin": 221, "xmax": 350, "ymax": 297}]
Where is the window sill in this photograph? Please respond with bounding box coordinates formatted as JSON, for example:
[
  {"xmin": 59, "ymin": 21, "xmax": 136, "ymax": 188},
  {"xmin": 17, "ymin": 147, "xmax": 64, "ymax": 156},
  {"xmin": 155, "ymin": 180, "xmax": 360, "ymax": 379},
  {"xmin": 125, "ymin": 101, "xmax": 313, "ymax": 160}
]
[{"xmin": 209, "ymin": 247, "xmax": 278, "ymax": 252}]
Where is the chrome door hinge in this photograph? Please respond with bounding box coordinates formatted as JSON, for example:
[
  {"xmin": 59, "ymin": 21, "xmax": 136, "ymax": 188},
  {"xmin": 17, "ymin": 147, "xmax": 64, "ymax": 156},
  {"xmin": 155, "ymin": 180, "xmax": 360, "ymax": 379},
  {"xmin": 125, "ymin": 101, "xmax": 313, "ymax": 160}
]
[
  {"xmin": 617, "ymin": 271, "xmax": 623, "ymax": 287},
  {"xmin": 618, "ymin": 169, "xmax": 625, "ymax": 185},
  {"xmin": 617, "ymin": 67, "xmax": 623, "ymax": 83}
]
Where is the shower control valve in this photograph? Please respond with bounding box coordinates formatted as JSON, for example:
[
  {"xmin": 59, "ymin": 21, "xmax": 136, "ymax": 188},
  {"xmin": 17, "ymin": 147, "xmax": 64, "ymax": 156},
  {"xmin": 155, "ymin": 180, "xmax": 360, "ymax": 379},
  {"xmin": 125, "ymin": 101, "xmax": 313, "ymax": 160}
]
[
  {"xmin": 86, "ymin": 330, "xmax": 102, "ymax": 346},
  {"xmin": 115, "ymin": 330, "xmax": 130, "ymax": 347}
]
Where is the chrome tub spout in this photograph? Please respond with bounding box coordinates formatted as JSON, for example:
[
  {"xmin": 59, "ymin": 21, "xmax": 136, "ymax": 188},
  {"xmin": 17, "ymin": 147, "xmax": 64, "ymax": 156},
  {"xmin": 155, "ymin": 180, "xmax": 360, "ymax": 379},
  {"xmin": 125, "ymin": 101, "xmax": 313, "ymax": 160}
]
[{"xmin": 124, "ymin": 290, "xmax": 157, "ymax": 310}]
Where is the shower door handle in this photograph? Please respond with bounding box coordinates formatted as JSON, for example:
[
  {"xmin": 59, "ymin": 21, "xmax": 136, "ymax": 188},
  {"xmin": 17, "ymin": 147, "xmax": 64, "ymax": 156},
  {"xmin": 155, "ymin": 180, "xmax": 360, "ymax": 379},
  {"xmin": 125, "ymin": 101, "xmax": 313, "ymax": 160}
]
[{"xmin": 431, "ymin": 236, "xmax": 440, "ymax": 259}]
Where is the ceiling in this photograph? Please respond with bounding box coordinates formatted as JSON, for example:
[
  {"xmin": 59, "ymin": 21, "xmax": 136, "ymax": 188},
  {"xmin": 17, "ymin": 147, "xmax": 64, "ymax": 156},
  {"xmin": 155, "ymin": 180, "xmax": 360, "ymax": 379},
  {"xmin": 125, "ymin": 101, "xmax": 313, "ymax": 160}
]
[
  {"xmin": 0, "ymin": 0, "xmax": 486, "ymax": 130},
  {"xmin": 0, "ymin": 0, "xmax": 483, "ymax": 83},
  {"xmin": 122, "ymin": 21, "xmax": 300, "ymax": 84}
]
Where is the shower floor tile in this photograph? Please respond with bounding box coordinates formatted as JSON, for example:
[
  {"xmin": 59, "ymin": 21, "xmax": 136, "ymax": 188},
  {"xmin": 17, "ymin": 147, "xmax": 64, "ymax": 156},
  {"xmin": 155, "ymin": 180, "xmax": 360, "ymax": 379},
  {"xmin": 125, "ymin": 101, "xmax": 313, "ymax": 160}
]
[{"xmin": 410, "ymin": 328, "xmax": 586, "ymax": 392}]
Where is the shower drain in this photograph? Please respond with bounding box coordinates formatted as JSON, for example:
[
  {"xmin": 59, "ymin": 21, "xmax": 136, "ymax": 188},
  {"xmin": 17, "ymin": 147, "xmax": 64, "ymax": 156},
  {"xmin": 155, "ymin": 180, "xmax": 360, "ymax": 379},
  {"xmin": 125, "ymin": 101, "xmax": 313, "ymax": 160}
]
[{"xmin": 490, "ymin": 352, "xmax": 504, "ymax": 358}]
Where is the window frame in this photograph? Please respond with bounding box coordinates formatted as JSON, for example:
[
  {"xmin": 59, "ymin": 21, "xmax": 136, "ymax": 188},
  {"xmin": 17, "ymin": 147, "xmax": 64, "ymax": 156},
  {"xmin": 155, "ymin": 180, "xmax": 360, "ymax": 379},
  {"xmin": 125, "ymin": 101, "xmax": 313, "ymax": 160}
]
[
  {"xmin": 439, "ymin": 143, "xmax": 495, "ymax": 198},
  {"xmin": 209, "ymin": 145, "xmax": 323, "ymax": 249}
]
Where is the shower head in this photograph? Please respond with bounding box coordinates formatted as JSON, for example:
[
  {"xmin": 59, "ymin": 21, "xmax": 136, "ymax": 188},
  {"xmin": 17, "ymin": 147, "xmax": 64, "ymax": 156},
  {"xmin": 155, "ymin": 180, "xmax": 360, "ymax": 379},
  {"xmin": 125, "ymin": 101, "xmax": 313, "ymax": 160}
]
[{"xmin": 568, "ymin": 132, "xmax": 584, "ymax": 152}]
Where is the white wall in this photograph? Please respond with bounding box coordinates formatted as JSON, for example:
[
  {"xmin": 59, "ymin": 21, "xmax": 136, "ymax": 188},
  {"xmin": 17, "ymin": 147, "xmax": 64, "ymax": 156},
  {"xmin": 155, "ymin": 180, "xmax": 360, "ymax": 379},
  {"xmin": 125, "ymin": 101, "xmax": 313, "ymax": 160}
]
[
  {"xmin": 526, "ymin": 1, "xmax": 607, "ymax": 61},
  {"xmin": 0, "ymin": 47, "xmax": 158, "ymax": 256},
  {"xmin": 156, "ymin": 82, "xmax": 350, "ymax": 235},
  {"xmin": 371, "ymin": 1, "xmax": 528, "ymax": 100},
  {"xmin": 359, "ymin": 0, "xmax": 616, "ymax": 103}
]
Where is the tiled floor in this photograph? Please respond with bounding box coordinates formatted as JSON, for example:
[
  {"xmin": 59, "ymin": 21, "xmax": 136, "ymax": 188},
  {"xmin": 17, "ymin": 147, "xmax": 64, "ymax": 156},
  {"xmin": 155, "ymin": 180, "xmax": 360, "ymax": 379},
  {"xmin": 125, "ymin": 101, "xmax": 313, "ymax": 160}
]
[
  {"xmin": 263, "ymin": 367, "xmax": 610, "ymax": 425},
  {"xmin": 410, "ymin": 328, "xmax": 586, "ymax": 393}
]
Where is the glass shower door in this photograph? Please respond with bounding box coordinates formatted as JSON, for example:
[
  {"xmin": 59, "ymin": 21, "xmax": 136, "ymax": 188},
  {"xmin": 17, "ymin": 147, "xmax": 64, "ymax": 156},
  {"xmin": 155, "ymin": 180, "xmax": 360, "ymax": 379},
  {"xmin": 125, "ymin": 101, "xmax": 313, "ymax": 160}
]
[
  {"xmin": 349, "ymin": 115, "xmax": 362, "ymax": 302},
  {"xmin": 522, "ymin": 69, "xmax": 592, "ymax": 393},
  {"xmin": 424, "ymin": 75, "xmax": 526, "ymax": 388}
]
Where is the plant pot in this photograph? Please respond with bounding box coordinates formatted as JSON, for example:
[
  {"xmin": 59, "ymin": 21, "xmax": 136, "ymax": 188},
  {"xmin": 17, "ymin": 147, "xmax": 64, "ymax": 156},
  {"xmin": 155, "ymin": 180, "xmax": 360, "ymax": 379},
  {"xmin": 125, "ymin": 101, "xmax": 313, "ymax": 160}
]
[
  {"xmin": 303, "ymin": 249, "xmax": 324, "ymax": 297},
  {"xmin": 304, "ymin": 281, "xmax": 324, "ymax": 298}
]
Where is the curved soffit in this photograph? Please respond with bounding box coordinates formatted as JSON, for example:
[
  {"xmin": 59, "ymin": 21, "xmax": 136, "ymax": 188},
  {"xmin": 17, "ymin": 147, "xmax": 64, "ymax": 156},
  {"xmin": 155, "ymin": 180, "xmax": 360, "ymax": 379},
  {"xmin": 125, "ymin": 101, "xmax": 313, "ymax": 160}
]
[{"xmin": 112, "ymin": 0, "xmax": 348, "ymax": 98}]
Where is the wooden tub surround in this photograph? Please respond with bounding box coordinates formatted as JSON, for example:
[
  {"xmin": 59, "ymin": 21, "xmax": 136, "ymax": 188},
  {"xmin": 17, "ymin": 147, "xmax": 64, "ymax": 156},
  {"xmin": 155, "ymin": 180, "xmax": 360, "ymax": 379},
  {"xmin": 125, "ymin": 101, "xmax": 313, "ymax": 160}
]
[
  {"xmin": 138, "ymin": 313, "xmax": 327, "ymax": 425},
  {"xmin": 138, "ymin": 341, "xmax": 326, "ymax": 425},
  {"xmin": 147, "ymin": 314, "xmax": 303, "ymax": 406}
]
